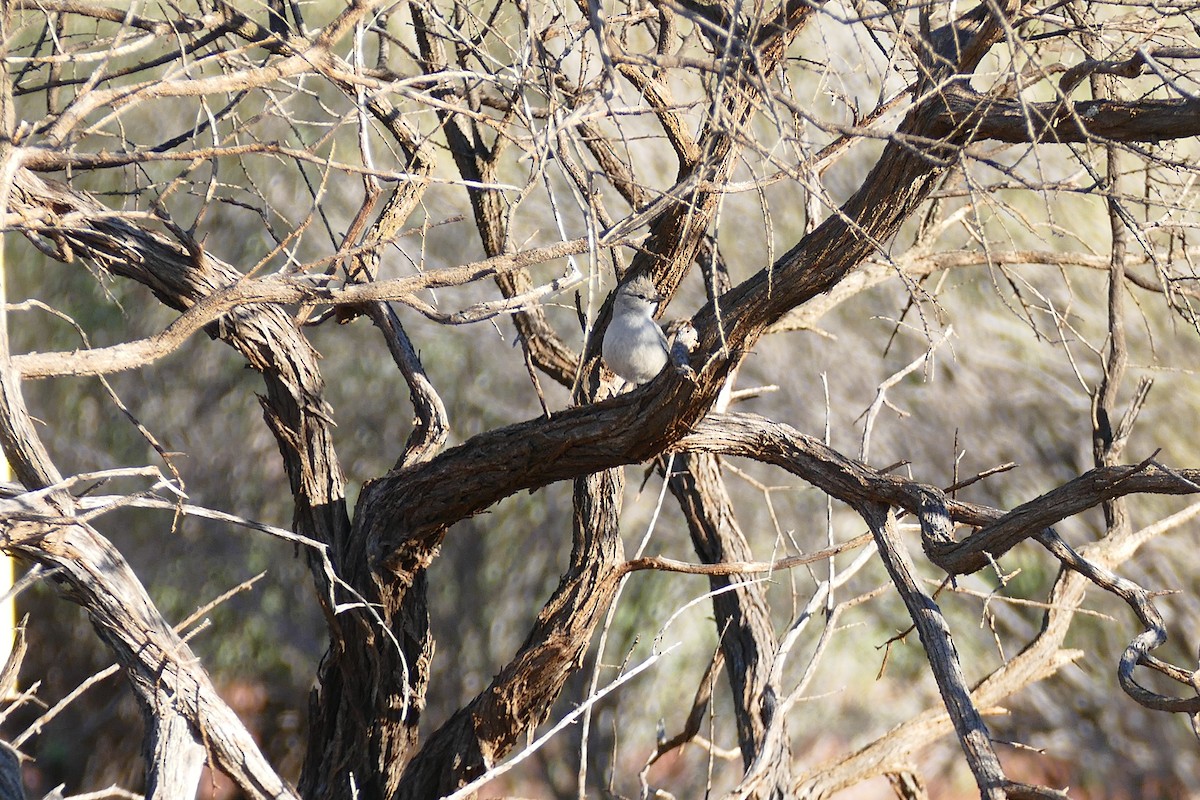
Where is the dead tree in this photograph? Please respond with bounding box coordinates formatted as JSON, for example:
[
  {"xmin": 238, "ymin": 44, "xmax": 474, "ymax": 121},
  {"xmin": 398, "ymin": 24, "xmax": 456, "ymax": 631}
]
[{"xmin": 2, "ymin": 0, "xmax": 1200, "ymax": 798}]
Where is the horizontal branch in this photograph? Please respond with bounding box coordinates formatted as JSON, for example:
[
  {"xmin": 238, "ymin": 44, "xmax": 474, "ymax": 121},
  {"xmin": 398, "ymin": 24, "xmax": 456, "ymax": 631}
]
[
  {"xmin": 677, "ymin": 414, "xmax": 1200, "ymax": 576},
  {"xmin": 355, "ymin": 400, "xmax": 1200, "ymax": 587},
  {"xmin": 768, "ymin": 248, "xmax": 1188, "ymax": 334},
  {"xmin": 349, "ymin": 372, "xmax": 1200, "ymax": 594},
  {"xmin": 619, "ymin": 532, "xmax": 872, "ymax": 578},
  {"xmin": 10, "ymin": 233, "xmax": 593, "ymax": 379},
  {"xmin": 19, "ymin": 143, "xmax": 513, "ymax": 187},
  {"xmin": 13, "ymin": 0, "xmax": 228, "ymax": 35},
  {"xmin": 933, "ymin": 459, "xmax": 1200, "ymax": 574},
  {"xmin": 932, "ymin": 88, "xmax": 1200, "ymax": 144}
]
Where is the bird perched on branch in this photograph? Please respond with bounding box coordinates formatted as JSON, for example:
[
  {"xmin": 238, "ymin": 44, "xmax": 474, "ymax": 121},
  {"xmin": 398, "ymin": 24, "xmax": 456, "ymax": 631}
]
[{"xmin": 602, "ymin": 275, "xmax": 670, "ymax": 385}]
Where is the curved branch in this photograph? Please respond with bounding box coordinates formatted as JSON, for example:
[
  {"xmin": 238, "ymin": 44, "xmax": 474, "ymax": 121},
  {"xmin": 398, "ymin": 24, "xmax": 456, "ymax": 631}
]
[
  {"xmin": 679, "ymin": 414, "xmax": 1200, "ymax": 575},
  {"xmin": 1035, "ymin": 528, "xmax": 1200, "ymax": 712},
  {"xmin": 3, "ymin": 513, "xmax": 297, "ymax": 799},
  {"xmin": 395, "ymin": 469, "xmax": 625, "ymax": 797},
  {"xmin": 797, "ymin": 501, "xmax": 1200, "ymax": 795}
]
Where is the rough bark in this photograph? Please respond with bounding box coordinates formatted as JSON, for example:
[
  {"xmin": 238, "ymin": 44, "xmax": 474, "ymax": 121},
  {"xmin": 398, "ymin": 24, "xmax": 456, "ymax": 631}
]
[
  {"xmin": 394, "ymin": 469, "xmax": 625, "ymax": 797},
  {"xmin": 7, "ymin": 0, "xmax": 1200, "ymax": 797},
  {"xmin": 678, "ymin": 414, "xmax": 1200, "ymax": 575},
  {"xmin": 669, "ymin": 453, "xmax": 790, "ymax": 796},
  {"xmin": 144, "ymin": 714, "xmax": 206, "ymax": 800},
  {"xmin": 9, "ymin": 166, "xmax": 347, "ymax": 800},
  {"xmin": 856, "ymin": 503, "xmax": 1007, "ymax": 800},
  {"xmin": 929, "ymin": 88, "xmax": 1200, "ymax": 145},
  {"xmin": 1, "ymin": 512, "xmax": 296, "ymax": 799}
]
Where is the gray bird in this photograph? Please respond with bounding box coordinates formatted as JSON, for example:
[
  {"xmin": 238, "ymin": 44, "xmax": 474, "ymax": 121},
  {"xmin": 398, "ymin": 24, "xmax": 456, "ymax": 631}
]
[{"xmin": 602, "ymin": 275, "xmax": 670, "ymax": 385}]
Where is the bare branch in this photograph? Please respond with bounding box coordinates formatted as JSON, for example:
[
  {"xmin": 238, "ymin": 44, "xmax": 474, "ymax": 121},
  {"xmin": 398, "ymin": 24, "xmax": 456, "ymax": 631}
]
[{"xmin": 857, "ymin": 502, "xmax": 1007, "ymax": 799}]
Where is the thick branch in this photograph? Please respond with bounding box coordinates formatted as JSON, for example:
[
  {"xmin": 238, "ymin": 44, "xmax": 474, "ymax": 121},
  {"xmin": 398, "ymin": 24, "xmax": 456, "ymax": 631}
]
[
  {"xmin": 679, "ymin": 414, "xmax": 1200, "ymax": 575},
  {"xmin": 931, "ymin": 88, "xmax": 1200, "ymax": 144},
  {"xmin": 395, "ymin": 469, "xmax": 625, "ymax": 797},
  {"xmin": 2, "ymin": 512, "xmax": 296, "ymax": 799}
]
